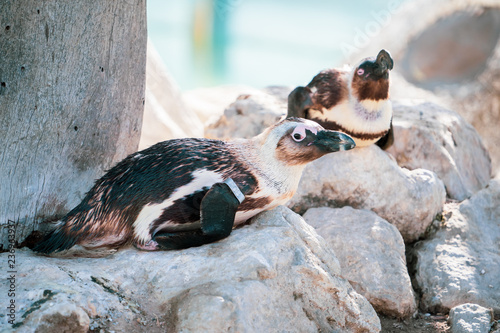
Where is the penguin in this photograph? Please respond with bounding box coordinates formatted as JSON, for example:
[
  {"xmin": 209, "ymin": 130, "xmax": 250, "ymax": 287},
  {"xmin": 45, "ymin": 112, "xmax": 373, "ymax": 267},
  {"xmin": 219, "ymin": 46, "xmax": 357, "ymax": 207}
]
[
  {"xmin": 288, "ymin": 49, "xmax": 394, "ymax": 149},
  {"xmin": 33, "ymin": 118, "xmax": 355, "ymax": 254}
]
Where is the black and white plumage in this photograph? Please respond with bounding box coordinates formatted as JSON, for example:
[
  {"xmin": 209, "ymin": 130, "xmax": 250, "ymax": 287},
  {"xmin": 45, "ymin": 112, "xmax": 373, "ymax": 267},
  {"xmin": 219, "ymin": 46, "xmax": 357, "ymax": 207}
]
[
  {"xmin": 288, "ymin": 49, "xmax": 394, "ymax": 149},
  {"xmin": 33, "ymin": 118, "xmax": 355, "ymax": 254}
]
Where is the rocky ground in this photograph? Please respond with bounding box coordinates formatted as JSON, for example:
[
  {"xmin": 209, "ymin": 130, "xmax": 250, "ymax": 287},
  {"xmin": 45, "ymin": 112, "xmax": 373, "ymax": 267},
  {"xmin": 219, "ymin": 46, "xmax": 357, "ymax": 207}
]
[{"xmin": 380, "ymin": 314, "xmax": 450, "ymax": 333}]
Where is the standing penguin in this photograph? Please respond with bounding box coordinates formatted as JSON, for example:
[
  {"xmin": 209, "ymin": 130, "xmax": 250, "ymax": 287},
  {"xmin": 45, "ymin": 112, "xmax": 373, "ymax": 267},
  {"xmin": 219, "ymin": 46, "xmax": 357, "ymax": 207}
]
[
  {"xmin": 288, "ymin": 49, "xmax": 394, "ymax": 149},
  {"xmin": 34, "ymin": 118, "xmax": 355, "ymax": 254}
]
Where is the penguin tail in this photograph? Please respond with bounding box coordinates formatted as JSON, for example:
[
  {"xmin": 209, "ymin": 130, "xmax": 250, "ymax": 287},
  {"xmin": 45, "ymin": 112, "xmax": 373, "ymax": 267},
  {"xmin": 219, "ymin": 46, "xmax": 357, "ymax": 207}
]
[{"xmin": 32, "ymin": 225, "xmax": 78, "ymax": 254}]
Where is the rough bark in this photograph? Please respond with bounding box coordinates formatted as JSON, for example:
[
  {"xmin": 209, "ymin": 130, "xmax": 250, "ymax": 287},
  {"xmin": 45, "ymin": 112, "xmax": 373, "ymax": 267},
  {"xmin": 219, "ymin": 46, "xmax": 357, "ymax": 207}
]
[{"xmin": 0, "ymin": 0, "xmax": 147, "ymax": 249}]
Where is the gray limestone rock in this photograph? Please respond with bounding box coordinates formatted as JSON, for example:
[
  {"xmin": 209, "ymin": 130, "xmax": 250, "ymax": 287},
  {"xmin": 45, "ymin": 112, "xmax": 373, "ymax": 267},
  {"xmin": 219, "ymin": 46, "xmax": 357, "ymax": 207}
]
[
  {"xmin": 414, "ymin": 179, "xmax": 500, "ymax": 314},
  {"xmin": 448, "ymin": 303, "xmax": 493, "ymax": 333},
  {"xmin": 289, "ymin": 145, "xmax": 446, "ymax": 243},
  {"xmin": 204, "ymin": 89, "xmax": 287, "ymax": 140},
  {"xmin": 387, "ymin": 100, "xmax": 491, "ymax": 201},
  {"xmin": 303, "ymin": 206, "xmax": 417, "ymax": 318},
  {"xmin": 139, "ymin": 41, "xmax": 204, "ymax": 149}
]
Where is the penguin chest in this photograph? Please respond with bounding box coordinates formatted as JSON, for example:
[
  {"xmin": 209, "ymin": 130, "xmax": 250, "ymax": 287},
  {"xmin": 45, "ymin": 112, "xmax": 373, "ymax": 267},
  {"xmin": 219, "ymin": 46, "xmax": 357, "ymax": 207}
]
[{"xmin": 309, "ymin": 99, "xmax": 392, "ymax": 146}]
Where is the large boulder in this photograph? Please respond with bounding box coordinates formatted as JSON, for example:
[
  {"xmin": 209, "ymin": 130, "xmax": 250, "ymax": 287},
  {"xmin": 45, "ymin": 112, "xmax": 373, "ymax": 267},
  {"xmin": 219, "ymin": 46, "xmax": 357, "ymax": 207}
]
[
  {"xmin": 139, "ymin": 41, "xmax": 204, "ymax": 149},
  {"xmin": 204, "ymin": 87, "xmax": 288, "ymax": 140},
  {"xmin": 448, "ymin": 303, "xmax": 494, "ymax": 333},
  {"xmin": 387, "ymin": 100, "xmax": 491, "ymax": 201},
  {"xmin": 2, "ymin": 206, "xmax": 380, "ymax": 333},
  {"xmin": 183, "ymin": 85, "xmax": 274, "ymax": 126},
  {"xmin": 289, "ymin": 145, "xmax": 446, "ymax": 243},
  {"xmin": 413, "ymin": 178, "xmax": 500, "ymax": 314},
  {"xmin": 303, "ymin": 207, "xmax": 417, "ymax": 318}
]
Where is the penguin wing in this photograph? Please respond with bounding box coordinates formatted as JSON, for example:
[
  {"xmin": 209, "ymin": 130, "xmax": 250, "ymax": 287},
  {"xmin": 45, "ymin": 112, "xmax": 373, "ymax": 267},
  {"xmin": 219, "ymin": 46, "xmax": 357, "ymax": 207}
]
[
  {"xmin": 375, "ymin": 120, "xmax": 394, "ymax": 150},
  {"xmin": 153, "ymin": 179, "xmax": 243, "ymax": 250},
  {"xmin": 287, "ymin": 86, "xmax": 313, "ymax": 118}
]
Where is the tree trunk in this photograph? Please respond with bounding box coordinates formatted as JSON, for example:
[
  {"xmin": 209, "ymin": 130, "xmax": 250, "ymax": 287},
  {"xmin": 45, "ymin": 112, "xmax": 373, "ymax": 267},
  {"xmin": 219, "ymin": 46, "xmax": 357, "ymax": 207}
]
[{"xmin": 0, "ymin": 0, "xmax": 147, "ymax": 249}]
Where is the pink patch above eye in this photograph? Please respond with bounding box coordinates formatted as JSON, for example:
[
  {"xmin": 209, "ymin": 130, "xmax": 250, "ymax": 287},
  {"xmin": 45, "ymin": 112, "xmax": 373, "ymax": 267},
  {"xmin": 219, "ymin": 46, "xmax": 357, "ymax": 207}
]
[
  {"xmin": 292, "ymin": 126, "xmax": 306, "ymax": 142},
  {"xmin": 292, "ymin": 124, "xmax": 318, "ymax": 142},
  {"xmin": 357, "ymin": 69, "xmax": 364, "ymax": 76}
]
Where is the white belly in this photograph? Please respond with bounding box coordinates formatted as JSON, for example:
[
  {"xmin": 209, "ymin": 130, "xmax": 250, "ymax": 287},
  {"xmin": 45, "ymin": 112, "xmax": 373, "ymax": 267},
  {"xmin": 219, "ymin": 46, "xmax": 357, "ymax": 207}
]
[{"xmin": 309, "ymin": 99, "xmax": 392, "ymax": 141}]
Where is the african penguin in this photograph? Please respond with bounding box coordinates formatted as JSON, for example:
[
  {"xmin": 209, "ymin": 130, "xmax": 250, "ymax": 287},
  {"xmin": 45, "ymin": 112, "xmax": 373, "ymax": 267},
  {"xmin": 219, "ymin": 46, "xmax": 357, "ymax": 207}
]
[
  {"xmin": 33, "ymin": 118, "xmax": 355, "ymax": 254},
  {"xmin": 288, "ymin": 49, "xmax": 394, "ymax": 149}
]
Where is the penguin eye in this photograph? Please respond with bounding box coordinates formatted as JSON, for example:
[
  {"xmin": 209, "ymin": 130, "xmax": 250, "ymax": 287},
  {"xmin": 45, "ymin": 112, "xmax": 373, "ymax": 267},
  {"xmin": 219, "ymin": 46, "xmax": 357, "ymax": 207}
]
[
  {"xmin": 357, "ymin": 68, "xmax": 365, "ymax": 76},
  {"xmin": 293, "ymin": 133, "xmax": 304, "ymax": 141},
  {"xmin": 291, "ymin": 126, "xmax": 307, "ymax": 142}
]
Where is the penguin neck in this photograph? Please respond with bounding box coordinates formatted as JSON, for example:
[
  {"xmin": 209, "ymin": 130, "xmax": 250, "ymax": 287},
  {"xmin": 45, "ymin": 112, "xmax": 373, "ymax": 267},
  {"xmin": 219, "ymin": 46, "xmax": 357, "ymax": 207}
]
[
  {"xmin": 351, "ymin": 98, "xmax": 388, "ymax": 121},
  {"xmin": 347, "ymin": 66, "xmax": 390, "ymax": 116},
  {"xmin": 232, "ymin": 138, "xmax": 306, "ymax": 195}
]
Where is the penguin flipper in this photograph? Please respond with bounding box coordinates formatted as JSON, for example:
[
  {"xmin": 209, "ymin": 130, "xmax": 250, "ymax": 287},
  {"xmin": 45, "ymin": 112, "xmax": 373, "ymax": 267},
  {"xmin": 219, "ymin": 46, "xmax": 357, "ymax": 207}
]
[
  {"xmin": 287, "ymin": 86, "xmax": 313, "ymax": 119},
  {"xmin": 375, "ymin": 122, "xmax": 394, "ymax": 150},
  {"xmin": 154, "ymin": 180, "xmax": 242, "ymax": 250}
]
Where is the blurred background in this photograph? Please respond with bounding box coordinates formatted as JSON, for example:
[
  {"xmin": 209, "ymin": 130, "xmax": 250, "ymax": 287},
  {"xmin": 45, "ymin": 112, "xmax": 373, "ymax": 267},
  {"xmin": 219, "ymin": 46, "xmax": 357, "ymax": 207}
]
[
  {"xmin": 147, "ymin": 0, "xmax": 409, "ymax": 90},
  {"xmin": 145, "ymin": 0, "xmax": 500, "ymax": 175}
]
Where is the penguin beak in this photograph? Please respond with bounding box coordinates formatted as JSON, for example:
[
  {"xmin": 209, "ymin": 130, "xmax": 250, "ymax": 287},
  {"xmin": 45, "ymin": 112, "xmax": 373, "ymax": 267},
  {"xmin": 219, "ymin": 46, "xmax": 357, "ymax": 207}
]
[
  {"xmin": 313, "ymin": 130, "xmax": 356, "ymax": 152},
  {"xmin": 374, "ymin": 49, "xmax": 394, "ymax": 76}
]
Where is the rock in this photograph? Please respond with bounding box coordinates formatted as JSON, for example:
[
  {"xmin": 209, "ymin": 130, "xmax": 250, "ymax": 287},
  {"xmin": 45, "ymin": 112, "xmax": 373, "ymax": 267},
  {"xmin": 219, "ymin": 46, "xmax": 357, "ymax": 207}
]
[
  {"xmin": 448, "ymin": 303, "xmax": 493, "ymax": 333},
  {"xmin": 139, "ymin": 41, "xmax": 204, "ymax": 149},
  {"xmin": 2, "ymin": 206, "xmax": 380, "ymax": 333},
  {"xmin": 303, "ymin": 207, "xmax": 417, "ymax": 318},
  {"xmin": 204, "ymin": 87, "xmax": 289, "ymax": 140},
  {"xmin": 17, "ymin": 301, "xmax": 90, "ymax": 333},
  {"xmin": 289, "ymin": 145, "xmax": 446, "ymax": 243},
  {"xmin": 492, "ymin": 320, "xmax": 500, "ymax": 333},
  {"xmin": 387, "ymin": 100, "xmax": 491, "ymax": 201},
  {"xmin": 183, "ymin": 85, "xmax": 265, "ymax": 125},
  {"xmin": 413, "ymin": 179, "xmax": 500, "ymax": 313}
]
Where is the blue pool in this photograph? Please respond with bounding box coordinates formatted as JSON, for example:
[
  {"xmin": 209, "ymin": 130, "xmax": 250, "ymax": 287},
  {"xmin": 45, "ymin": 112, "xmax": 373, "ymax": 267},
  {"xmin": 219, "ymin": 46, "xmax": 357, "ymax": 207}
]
[{"xmin": 148, "ymin": 0, "xmax": 410, "ymax": 90}]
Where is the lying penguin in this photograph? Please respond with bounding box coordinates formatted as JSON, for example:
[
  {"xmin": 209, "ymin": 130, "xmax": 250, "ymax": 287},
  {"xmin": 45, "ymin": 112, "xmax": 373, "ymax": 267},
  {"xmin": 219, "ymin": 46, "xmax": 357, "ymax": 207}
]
[
  {"xmin": 288, "ymin": 49, "xmax": 394, "ymax": 149},
  {"xmin": 34, "ymin": 118, "xmax": 355, "ymax": 254}
]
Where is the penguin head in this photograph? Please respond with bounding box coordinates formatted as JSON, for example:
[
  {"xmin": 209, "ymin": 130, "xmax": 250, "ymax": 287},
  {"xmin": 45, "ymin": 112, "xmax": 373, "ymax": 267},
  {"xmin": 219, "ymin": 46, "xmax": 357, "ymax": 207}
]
[
  {"xmin": 258, "ymin": 118, "xmax": 355, "ymax": 166},
  {"xmin": 351, "ymin": 49, "xmax": 393, "ymax": 101},
  {"xmin": 355, "ymin": 49, "xmax": 394, "ymax": 81}
]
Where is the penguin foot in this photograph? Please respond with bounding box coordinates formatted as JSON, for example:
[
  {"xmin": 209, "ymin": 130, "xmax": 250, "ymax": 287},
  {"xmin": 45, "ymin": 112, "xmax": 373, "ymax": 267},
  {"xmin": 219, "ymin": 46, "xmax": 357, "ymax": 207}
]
[
  {"xmin": 134, "ymin": 240, "xmax": 160, "ymax": 251},
  {"xmin": 154, "ymin": 229, "xmax": 220, "ymax": 250},
  {"xmin": 153, "ymin": 180, "xmax": 243, "ymax": 250}
]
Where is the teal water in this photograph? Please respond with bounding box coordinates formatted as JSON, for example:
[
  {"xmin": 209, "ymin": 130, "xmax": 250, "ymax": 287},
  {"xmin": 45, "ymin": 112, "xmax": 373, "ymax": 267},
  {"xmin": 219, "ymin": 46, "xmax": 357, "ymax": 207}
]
[{"xmin": 148, "ymin": 0, "xmax": 410, "ymax": 90}]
